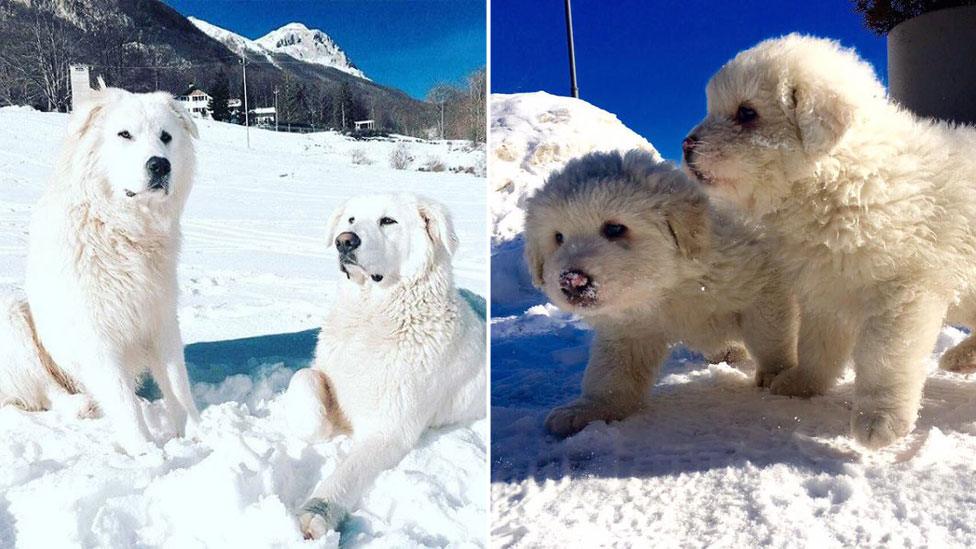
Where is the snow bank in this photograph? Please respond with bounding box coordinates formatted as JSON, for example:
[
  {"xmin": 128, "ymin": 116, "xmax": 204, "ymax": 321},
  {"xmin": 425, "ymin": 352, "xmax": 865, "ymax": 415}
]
[
  {"xmin": 489, "ymin": 93, "xmax": 976, "ymax": 547},
  {"xmin": 0, "ymin": 108, "xmax": 487, "ymax": 548},
  {"xmin": 489, "ymin": 92, "xmax": 660, "ymax": 243}
]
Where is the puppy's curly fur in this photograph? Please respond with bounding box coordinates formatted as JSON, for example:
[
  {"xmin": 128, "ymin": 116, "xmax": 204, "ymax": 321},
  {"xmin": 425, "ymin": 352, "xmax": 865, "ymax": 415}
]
[
  {"xmin": 525, "ymin": 150, "xmax": 797, "ymax": 437},
  {"xmin": 685, "ymin": 34, "xmax": 976, "ymax": 448}
]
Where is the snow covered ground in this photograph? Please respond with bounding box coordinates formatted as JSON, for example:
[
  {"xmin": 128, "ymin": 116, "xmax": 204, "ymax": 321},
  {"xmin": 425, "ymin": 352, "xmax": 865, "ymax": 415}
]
[
  {"xmin": 489, "ymin": 93, "xmax": 976, "ymax": 547},
  {"xmin": 0, "ymin": 106, "xmax": 487, "ymax": 548}
]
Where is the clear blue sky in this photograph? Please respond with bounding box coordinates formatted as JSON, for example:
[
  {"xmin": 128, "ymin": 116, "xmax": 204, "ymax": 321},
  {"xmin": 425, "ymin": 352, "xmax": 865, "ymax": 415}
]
[
  {"xmin": 164, "ymin": 0, "xmax": 486, "ymax": 99},
  {"xmin": 491, "ymin": 0, "xmax": 886, "ymax": 161}
]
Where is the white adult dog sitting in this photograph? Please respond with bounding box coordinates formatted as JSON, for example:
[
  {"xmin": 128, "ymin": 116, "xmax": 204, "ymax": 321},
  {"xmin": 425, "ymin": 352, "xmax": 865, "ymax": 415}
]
[
  {"xmin": 283, "ymin": 192, "xmax": 486, "ymax": 539},
  {"xmin": 0, "ymin": 85, "xmax": 201, "ymax": 454},
  {"xmin": 683, "ymin": 34, "xmax": 976, "ymax": 448}
]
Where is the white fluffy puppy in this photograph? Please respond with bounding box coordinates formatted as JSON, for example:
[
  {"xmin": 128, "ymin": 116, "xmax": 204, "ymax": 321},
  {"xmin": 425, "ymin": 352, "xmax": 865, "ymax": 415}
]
[
  {"xmin": 525, "ymin": 150, "xmax": 797, "ymax": 437},
  {"xmin": 683, "ymin": 34, "xmax": 976, "ymax": 448},
  {"xmin": 282, "ymin": 193, "xmax": 486, "ymax": 539},
  {"xmin": 0, "ymin": 85, "xmax": 201, "ymax": 453}
]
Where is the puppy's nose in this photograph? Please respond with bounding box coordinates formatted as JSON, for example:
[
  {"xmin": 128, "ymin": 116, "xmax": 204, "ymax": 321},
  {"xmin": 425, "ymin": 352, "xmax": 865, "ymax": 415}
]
[
  {"xmin": 682, "ymin": 135, "xmax": 699, "ymax": 162},
  {"xmin": 335, "ymin": 232, "xmax": 361, "ymax": 253},
  {"xmin": 146, "ymin": 156, "xmax": 171, "ymax": 177},
  {"xmin": 559, "ymin": 269, "xmax": 591, "ymax": 293}
]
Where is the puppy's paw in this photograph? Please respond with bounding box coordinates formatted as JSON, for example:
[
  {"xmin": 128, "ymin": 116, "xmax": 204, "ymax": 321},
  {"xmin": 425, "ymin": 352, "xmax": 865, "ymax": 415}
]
[
  {"xmin": 938, "ymin": 345, "xmax": 976, "ymax": 373},
  {"xmin": 769, "ymin": 367, "xmax": 825, "ymax": 398},
  {"xmin": 299, "ymin": 498, "xmax": 346, "ymax": 540},
  {"xmin": 705, "ymin": 345, "xmax": 750, "ymax": 365},
  {"xmin": 754, "ymin": 366, "xmax": 784, "ymax": 389},
  {"xmin": 544, "ymin": 399, "xmax": 626, "ymax": 438},
  {"xmin": 851, "ymin": 405, "xmax": 913, "ymax": 450}
]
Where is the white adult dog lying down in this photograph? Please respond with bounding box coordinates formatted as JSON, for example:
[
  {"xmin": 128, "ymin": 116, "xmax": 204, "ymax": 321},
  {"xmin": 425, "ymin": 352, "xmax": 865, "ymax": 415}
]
[
  {"xmin": 282, "ymin": 192, "xmax": 486, "ymax": 539},
  {"xmin": 0, "ymin": 85, "xmax": 201, "ymax": 454},
  {"xmin": 683, "ymin": 34, "xmax": 976, "ymax": 448}
]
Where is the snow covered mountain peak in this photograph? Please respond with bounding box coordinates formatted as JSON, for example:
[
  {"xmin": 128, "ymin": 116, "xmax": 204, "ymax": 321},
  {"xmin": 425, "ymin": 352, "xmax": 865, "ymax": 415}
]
[
  {"xmin": 189, "ymin": 17, "xmax": 369, "ymax": 80},
  {"xmin": 256, "ymin": 22, "xmax": 368, "ymax": 80}
]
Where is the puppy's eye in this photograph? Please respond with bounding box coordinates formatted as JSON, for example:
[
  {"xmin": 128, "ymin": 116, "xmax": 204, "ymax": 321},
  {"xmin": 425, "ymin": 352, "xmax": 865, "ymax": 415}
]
[
  {"xmin": 379, "ymin": 217, "xmax": 397, "ymax": 226},
  {"xmin": 348, "ymin": 217, "xmax": 355, "ymax": 224},
  {"xmin": 117, "ymin": 130, "xmax": 132, "ymax": 140},
  {"xmin": 554, "ymin": 232, "xmax": 564, "ymax": 245},
  {"xmin": 160, "ymin": 131, "xmax": 172, "ymax": 144},
  {"xmin": 602, "ymin": 223, "xmax": 628, "ymax": 240},
  {"xmin": 734, "ymin": 105, "xmax": 758, "ymax": 125}
]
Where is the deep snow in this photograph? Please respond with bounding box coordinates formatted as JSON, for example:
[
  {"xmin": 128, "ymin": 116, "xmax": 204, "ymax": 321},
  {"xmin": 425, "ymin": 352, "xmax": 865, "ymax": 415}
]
[
  {"xmin": 0, "ymin": 106, "xmax": 487, "ymax": 548},
  {"xmin": 489, "ymin": 93, "xmax": 976, "ymax": 548}
]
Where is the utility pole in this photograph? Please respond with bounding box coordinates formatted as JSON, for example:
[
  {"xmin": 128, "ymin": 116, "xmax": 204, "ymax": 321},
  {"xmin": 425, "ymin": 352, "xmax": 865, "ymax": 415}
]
[
  {"xmin": 273, "ymin": 87, "xmax": 279, "ymax": 132},
  {"xmin": 564, "ymin": 0, "xmax": 579, "ymax": 98},
  {"xmin": 240, "ymin": 52, "xmax": 250, "ymax": 148},
  {"xmin": 440, "ymin": 101, "xmax": 445, "ymax": 140}
]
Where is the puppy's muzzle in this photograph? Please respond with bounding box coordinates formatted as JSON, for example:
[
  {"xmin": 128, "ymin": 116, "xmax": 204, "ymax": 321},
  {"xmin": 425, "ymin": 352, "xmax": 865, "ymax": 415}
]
[
  {"xmin": 682, "ymin": 135, "xmax": 699, "ymax": 165},
  {"xmin": 559, "ymin": 269, "xmax": 597, "ymax": 307},
  {"xmin": 146, "ymin": 156, "xmax": 171, "ymax": 193},
  {"xmin": 335, "ymin": 232, "xmax": 361, "ymax": 255}
]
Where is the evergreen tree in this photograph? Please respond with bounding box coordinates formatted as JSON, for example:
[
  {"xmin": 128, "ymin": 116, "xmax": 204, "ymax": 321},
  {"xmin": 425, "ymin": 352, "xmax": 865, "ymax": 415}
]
[{"xmin": 208, "ymin": 71, "xmax": 231, "ymax": 122}]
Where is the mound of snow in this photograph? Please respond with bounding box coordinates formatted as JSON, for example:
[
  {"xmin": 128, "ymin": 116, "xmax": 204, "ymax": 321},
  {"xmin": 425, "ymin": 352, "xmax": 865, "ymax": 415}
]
[{"xmin": 489, "ymin": 92, "xmax": 660, "ymax": 243}]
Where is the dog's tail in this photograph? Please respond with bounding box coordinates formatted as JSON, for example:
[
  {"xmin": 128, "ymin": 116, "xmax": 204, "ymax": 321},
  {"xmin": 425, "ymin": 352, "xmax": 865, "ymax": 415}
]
[{"xmin": 279, "ymin": 368, "xmax": 349, "ymax": 442}]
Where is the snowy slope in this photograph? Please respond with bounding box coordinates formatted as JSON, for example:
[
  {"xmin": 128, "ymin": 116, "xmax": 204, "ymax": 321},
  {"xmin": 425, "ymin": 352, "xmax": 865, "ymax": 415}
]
[
  {"xmin": 0, "ymin": 106, "xmax": 486, "ymax": 548},
  {"xmin": 256, "ymin": 23, "xmax": 368, "ymax": 80},
  {"xmin": 188, "ymin": 16, "xmax": 277, "ymax": 63},
  {"xmin": 190, "ymin": 18, "xmax": 369, "ymax": 80},
  {"xmin": 489, "ymin": 94, "xmax": 976, "ymax": 547},
  {"xmin": 490, "ymin": 92, "xmax": 660, "ymax": 243}
]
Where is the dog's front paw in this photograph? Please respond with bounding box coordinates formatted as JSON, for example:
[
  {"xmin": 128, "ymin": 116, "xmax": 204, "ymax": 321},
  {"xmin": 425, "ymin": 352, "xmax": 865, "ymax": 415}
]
[
  {"xmin": 544, "ymin": 399, "xmax": 626, "ymax": 437},
  {"xmin": 938, "ymin": 344, "xmax": 976, "ymax": 373},
  {"xmin": 299, "ymin": 498, "xmax": 347, "ymax": 540},
  {"xmin": 851, "ymin": 405, "xmax": 914, "ymax": 450},
  {"xmin": 754, "ymin": 366, "xmax": 783, "ymax": 389},
  {"xmin": 768, "ymin": 367, "xmax": 825, "ymax": 398}
]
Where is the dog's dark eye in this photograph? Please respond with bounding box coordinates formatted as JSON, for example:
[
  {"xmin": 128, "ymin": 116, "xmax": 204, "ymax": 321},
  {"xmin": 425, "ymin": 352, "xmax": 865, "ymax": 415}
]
[
  {"xmin": 117, "ymin": 130, "xmax": 132, "ymax": 140},
  {"xmin": 554, "ymin": 232, "xmax": 564, "ymax": 245},
  {"xmin": 602, "ymin": 223, "xmax": 628, "ymax": 240},
  {"xmin": 348, "ymin": 217, "xmax": 355, "ymax": 224},
  {"xmin": 379, "ymin": 217, "xmax": 397, "ymax": 226},
  {"xmin": 734, "ymin": 105, "xmax": 758, "ymax": 125},
  {"xmin": 160, "ymin": 131, "xmax": 172, "ymax": 144}
]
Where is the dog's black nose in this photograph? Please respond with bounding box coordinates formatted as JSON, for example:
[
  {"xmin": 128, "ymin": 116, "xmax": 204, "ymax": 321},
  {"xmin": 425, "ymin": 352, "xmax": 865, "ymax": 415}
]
[
  {"xmin": 559, "ymin": 269, "xmax": 591, "ymax": 294},
  {"xmin": 682, "ymin": 135, "xmax": 699, "ymax": 163},
  {"xmin": 335, "ymin": 232, "xmax": 361, "ymax": 254},
  {"xmin": 146, "ymin": 156, "xmax": 171, "ymax": 177}
]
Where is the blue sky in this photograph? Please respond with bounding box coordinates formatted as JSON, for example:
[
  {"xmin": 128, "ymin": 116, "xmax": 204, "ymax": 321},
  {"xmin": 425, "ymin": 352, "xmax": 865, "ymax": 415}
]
[
  {"xmin": 491, "ymin": 0, "xmax": 886, "ymax": 161},
  {"xmin": 164, "ymin": 0, "xmax": 486, "ymax": 99}
]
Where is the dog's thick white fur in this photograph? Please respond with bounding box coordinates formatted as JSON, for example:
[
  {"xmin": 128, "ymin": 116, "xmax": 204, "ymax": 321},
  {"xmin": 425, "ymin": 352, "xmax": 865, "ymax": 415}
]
[
  {"xmin": 524, "ymin": 150, "xmax": 797, "ymax": 437},
  {"xmin": 684, "ymin": 34, "xmax": 976, "ymax": 448},
  {"xmin": 282, "ymin": 193, "xmax": 486, "ymax": 539},
  {"xmin": 0, "ymin": 85, "xmax": 201, "ymax": 454}
]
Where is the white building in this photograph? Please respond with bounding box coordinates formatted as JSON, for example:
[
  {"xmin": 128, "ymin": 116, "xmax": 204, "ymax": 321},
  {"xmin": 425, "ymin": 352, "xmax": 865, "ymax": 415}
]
[
  {"xmin": 251, "ymin": 107, "xmax": 276, "ymax": 126},
  {"xmin": 175, "ymin": 86, "xmax": 212, "ymax": 118},
  {"xmin": 354, "ymin": 119, "xmax": 375, "ymax": 131}
]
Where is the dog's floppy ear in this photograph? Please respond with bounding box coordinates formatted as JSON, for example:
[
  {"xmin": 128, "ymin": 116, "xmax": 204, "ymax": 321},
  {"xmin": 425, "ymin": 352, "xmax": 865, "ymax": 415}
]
[
  {"xmin": 168, "ymin": 98, "xmax": 199, "ymax": 139},
  {"xmin": 417, "ymin": 198, "xmax": 459, "ymax": 256},
  {"xmin": 325, "ymin": 200, "xmax": 348, "ymax": 241},
  {"xmin": 664, "ymin": 191, "xmax": 710, "ymax": 260},
  {"xmin": 67, "ymin": 92, "xmax": 106, "ymax": 139},
  {"xmin": 780, "ymin": 76, "xmax": 853, "ymax": 155}
]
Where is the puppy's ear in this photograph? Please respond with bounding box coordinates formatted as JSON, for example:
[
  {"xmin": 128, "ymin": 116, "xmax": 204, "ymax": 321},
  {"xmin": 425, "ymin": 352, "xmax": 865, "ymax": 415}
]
[
  {"xmin": 168, "ymin": 98, "xmax": 199, "ymax": 139},
  {"xmin": 523, "ymin": 234, "xmax": 545, "ymax": 288},
  {"xmin": 664, "ymin": 193, "xmax": 710, "ymax": 260},
  {"xmin": 325, "ymin": 200, "xmax": 348, "ymax": 241},
  {"xmin": 781, "ymin": 78, "xmax": 853, "ymax": 155},
  {"xmin": 417, "ymin": 198, "xmax": 459, "ymax": 256}
]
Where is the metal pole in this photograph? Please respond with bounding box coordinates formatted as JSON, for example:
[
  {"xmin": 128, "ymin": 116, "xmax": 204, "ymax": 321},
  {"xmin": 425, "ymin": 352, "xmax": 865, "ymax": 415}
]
[
  {"xmin": 564, "ymin": 0, "xmax": 579, "ymax": 98},
  {"xmin": 241, "ymin": 53, "xmax": 250, "ymax": 148},
  {"xmin": 274, "ymin": 88, "xmax": 279, "ymax": 132}
]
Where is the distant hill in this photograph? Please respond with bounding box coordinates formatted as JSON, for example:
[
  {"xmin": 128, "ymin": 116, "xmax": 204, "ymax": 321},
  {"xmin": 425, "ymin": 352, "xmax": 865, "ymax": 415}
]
[{"xmin": 0, "ymin": 0, "xmax": 437, "ymax": 136}]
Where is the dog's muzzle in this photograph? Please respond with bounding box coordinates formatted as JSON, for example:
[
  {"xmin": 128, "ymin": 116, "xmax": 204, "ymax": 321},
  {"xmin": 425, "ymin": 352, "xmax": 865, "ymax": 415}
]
[
  {"xmin": 146, "ymin": 156, "xmax": 171, "ymax": 194},
  {"xmin": 559, "ymin": 269, "xmax": 598, "ymax": 307}
]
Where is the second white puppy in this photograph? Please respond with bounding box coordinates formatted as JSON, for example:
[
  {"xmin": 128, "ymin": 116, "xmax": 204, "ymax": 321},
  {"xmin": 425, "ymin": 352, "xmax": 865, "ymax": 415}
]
[
  {"xmin": 525, "ymin": 150, "xmax": 797, "ymax": 437},
  {"xmin": 283, "ymin": 192, "xmax": 486, "ymax": 539}
]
